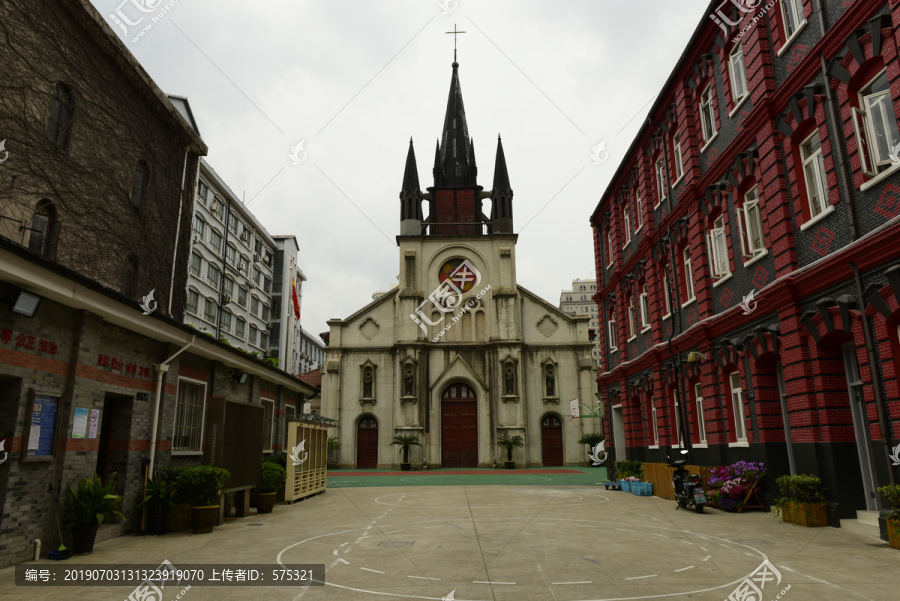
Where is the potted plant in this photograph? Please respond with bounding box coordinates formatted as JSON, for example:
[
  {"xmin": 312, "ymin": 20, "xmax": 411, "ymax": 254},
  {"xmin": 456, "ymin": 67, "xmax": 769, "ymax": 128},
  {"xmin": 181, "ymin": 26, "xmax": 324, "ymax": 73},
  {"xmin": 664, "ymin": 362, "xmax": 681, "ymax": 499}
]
[
  {"xmin": 705, "ymin": 461, "xmax": 766, "ymax": 512},
  {"xmin": 775, "ymin": 474, "xmax": 827, "ymax": 527},
  {"xmin": 390, "ymin": 434, "xmax": 422, "ymax": 471},
  {"xmin": 877, "ymin": 484, "xmax": 900, "ymax": 549},
  {"xmin": 497, "ymin": 434, "xmax": 525, "ymax": 469},
  {"xmin": 254, "ymin": 462, "xmax": 287, "ymax": 514},
  {"xmin": 138, "ymin": 475, "xmax": 176, "ymax": 535},
  {"xmin": 578, "ymin": 433, "xmax": 605, "ymax": 467},
  {"xmin": 63, "ymin": 472, "xmax": 124, "ymax": 555},
  {"xmin": 327, "ymin": 436, "xmax": 342, "ymax": 469},
  {"xmin": 176, "ymin": 465, "xmax": 230, "ymax": 534}
]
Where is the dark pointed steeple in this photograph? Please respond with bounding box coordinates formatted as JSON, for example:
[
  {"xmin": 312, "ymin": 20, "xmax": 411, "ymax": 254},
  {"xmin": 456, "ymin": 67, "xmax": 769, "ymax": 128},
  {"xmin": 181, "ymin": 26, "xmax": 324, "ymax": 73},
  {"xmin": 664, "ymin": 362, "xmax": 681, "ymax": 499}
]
[
  {"xmin": 490, "ymin": 135, "xmax": 514, "ymax": 234},
  {"xmin": 438, "ymin": 61, "xmax": 476, "ymax": 187},
  {"xmin": 399, "ymin": 138, "xmax": 424, "ymax": 235},
  {"xmin": 432, "ymin": 139, "xmax": 444, "ymax": 186}
]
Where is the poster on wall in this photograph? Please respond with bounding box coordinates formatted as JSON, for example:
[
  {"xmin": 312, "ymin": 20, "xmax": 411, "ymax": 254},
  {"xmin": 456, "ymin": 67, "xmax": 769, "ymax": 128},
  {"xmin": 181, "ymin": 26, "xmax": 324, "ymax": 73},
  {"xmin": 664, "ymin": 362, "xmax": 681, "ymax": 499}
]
[
  {"xmin": 72, "ymin": 408, "xmax": 89, "ymax": 439},
  {"xmin": 24, "ymin": 391, "xmax": 61, "ymax": 460},
  {"xmin": 88, "ymin": 409, "xmax": 100, "ymax": 439}
]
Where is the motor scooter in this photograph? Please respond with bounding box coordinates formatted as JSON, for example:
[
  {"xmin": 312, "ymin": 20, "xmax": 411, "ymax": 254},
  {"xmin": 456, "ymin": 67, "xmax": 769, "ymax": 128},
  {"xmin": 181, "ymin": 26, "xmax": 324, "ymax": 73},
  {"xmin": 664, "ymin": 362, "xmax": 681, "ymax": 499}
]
[{"xmin": 668, "ymin": 450, "xmax": 706, "ymax": 513}]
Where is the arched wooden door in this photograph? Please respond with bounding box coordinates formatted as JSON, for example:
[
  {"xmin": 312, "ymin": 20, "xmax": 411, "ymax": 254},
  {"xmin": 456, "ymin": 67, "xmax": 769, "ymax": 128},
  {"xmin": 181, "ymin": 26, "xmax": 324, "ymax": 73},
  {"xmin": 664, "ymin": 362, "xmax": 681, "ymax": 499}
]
[
  {"xmin": 541, "ymin": 415, "xmax": 564, "ymax": 466},
  {"xmin": 356, "ymin": 416, "xmax": 378, "ymax": 469},
  {"xmin": 441, "ymin": 383, "xmax": 478, "ymax": 467}
]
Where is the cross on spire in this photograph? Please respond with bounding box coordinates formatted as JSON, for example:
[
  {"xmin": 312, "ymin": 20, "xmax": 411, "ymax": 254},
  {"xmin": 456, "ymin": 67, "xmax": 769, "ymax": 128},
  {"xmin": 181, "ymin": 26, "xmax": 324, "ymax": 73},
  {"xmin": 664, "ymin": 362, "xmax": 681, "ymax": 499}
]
[{"xmin": 445, "ymin": 23, "xmax": 466, "ymax": 63}]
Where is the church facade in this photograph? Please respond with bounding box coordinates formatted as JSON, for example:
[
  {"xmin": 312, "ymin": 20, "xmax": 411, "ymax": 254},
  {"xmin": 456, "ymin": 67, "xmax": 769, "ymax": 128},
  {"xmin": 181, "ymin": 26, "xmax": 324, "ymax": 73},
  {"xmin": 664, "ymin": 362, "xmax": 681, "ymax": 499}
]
[{"xmin": 321, "ymin": 59, "xmax": 598, "ymax": 469}]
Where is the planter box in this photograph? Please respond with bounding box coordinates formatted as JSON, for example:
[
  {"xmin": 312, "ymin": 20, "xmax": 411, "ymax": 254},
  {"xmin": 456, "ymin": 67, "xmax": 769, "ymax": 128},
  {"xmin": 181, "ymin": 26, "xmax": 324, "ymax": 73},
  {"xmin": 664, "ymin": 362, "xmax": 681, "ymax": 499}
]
[
  {"xmin": 783, "ymin": 501, "xmax": 828, "ymax": 527},
  {"xmin": 166, "ymin": 503, "xmax": 192, "ymax": 532},
  {"xmin": 888, "ymin": 518, "xmax": 900, "ymax": 550}
]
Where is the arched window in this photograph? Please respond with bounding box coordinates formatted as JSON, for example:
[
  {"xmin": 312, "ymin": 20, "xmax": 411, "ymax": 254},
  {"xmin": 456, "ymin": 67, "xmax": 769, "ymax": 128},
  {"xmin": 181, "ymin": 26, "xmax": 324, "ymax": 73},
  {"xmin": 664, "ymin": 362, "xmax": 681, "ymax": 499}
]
[
  {"xmin": 46, "ymin": 83, "xmax": 75, "ymax": 151},
  {"xmin": 28, "ymin": 200, "xmax": 59, "ymax": 259},
  {"xmin": 132, "ymin": 160, "xmax": 150, "ymax": 207}
]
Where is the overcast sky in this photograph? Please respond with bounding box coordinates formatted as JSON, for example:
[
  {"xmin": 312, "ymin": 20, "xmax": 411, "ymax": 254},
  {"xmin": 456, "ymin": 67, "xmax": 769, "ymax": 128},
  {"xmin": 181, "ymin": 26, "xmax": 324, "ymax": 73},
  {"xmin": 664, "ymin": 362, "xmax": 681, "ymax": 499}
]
[{"xmin": 90, "ymin": 0, "xmax": 711, "ymax": 339}]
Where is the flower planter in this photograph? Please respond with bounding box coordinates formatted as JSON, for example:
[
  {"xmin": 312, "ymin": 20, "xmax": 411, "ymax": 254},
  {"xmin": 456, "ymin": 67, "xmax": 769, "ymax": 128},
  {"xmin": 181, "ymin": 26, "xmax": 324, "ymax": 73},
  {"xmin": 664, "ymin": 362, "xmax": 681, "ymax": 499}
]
[
  {"xmin": 72, "ymin": 525, "xmax": 99, "ymax": 555},
  {"xmin": 887, "ymin": 518, "xmax": 900, "ymax": 550},
  {"xmin": 782, "ymin": 501, "xmax": 828, "ymax": 527},
  {"xmin": 166, "ymin": 503, "xmax": 191, "ymax": 532},
  {"xmin": 190, "ymin": 505, "xmax": 219, "ymax": 534},
  {"xmin": 145, "ymin": 511, "xmax": 167, "ymax": 535},
  {"xmin": 256, "ymin": 492, "xmax": 277, "ymax": 514}
]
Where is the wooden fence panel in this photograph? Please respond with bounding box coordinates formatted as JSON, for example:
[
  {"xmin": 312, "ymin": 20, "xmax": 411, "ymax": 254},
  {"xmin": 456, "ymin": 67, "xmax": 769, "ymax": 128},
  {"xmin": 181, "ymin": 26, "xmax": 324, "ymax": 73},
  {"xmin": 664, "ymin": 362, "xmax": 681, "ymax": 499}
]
[{"xmin": 640, "ymin": 463, "xmax": 715, "ymax": 500}]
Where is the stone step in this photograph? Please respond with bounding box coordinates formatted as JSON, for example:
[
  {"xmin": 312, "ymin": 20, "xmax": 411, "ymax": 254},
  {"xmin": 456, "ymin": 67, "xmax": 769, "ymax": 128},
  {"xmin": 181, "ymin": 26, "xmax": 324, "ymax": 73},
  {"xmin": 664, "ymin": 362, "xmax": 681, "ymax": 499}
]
[
  {"xmin": 856, "ymin": 510, "xmax": 880, "ymax": 527},
  {"xmin": 840, "ymin": 518, "xmax": 880, "ymax": 539}
]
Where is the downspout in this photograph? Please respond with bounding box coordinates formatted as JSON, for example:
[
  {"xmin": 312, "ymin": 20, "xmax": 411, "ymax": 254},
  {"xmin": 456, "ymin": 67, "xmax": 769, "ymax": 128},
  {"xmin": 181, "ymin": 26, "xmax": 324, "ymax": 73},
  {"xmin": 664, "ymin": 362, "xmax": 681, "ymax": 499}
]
[
  {"xmin": 148, "ymin": 336, "xmax": 196, "ymax": 475},
  {"xmin": 168, "ymin": 147, "xmax": 191, "ymax": 316},
  {"xmin": 819, "ymin": 53, "xmax": 895, "ymax": 485}
]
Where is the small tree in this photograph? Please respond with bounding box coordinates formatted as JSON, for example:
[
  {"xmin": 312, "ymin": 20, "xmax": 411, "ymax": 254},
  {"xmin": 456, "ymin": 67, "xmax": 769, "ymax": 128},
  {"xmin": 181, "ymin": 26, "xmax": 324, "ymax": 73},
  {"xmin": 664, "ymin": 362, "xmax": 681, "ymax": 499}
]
[
  {"xmin": 497, "ymin": 434, "xmax": 525, "ymax": 463},
  {"xmin": 578, "ymin": 432, "xmax": 604, "ymax": 448},
  {"xmin": 390, "ymin": 434, "xmax": 421, "ymax": 464}
]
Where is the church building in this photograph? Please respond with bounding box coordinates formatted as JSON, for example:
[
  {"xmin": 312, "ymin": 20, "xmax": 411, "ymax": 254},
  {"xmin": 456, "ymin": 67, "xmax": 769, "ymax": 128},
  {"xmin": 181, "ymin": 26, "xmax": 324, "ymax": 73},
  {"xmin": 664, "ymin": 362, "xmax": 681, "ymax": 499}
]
[{"xmin": 321, "ymin": 57, "xmax": 598, "ymax": 469}]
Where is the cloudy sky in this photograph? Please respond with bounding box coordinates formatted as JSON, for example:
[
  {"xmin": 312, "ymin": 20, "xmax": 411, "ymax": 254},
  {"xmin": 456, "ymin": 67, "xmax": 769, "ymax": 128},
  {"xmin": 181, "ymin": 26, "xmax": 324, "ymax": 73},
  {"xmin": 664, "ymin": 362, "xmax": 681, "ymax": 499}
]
[{"xmin": 90, "ymin": 0, "xmax": 711, "ymax": 338}]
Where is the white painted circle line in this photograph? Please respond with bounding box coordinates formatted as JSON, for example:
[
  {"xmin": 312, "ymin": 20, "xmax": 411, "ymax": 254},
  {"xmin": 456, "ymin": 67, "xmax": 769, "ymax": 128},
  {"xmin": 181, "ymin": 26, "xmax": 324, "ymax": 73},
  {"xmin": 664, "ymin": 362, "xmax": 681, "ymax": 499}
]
[
  {"xmin": 408, "ymin": 576, "xmax": 441, "ymax": 581},
  {"xmin": 552, "ymin": 581, "xmax": 593, "ymax": 585},
  {"xmin": 473, "ymin": 581, "xmax": 516, "ymax": 585},
  {"xmin": 625, "ymin": 574, "xmax": 658, "ymax": 580},
  {"xmin": 674, "ymin": 566, "xmax": 695, "ymax": 572}
]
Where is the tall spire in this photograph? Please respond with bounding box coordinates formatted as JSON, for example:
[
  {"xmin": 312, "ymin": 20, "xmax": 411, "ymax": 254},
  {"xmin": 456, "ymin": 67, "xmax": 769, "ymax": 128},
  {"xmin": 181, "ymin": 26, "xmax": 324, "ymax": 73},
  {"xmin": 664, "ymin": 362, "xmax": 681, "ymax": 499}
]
[
  {"xmin": 399, "ymin": 138, "xmax": 423, "ymax": 235},
  {"xmin": 439, "ymin": 61, "xmax": 476, "ymax": 187},
  {"xmin": 490, "ymin": 135, "xmax": 513, "ymax": 234}
]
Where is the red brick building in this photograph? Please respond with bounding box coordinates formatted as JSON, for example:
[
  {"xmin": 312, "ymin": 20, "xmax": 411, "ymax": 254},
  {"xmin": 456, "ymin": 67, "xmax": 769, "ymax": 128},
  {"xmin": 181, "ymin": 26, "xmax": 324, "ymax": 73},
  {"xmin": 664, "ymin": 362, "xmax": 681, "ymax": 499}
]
[{"xmin": 591, "ymin": 0, "xmax": 900, "ymax": 522}]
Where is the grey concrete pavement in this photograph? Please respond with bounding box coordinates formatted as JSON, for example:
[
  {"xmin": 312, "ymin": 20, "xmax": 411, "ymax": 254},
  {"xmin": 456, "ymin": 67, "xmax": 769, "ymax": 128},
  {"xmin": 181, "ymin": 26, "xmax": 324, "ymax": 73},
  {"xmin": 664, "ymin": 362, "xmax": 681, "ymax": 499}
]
[{"xmin": 2, "ymin": 484, "xmax": 898, "ymax": 601}]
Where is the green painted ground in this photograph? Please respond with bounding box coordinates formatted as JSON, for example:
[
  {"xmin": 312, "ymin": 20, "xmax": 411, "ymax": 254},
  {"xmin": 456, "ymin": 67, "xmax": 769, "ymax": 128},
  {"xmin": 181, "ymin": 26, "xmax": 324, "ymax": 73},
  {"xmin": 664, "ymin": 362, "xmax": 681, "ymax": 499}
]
[{"xmin": 326, "ymin": 467, "xmax": 610, "ymax": 487}]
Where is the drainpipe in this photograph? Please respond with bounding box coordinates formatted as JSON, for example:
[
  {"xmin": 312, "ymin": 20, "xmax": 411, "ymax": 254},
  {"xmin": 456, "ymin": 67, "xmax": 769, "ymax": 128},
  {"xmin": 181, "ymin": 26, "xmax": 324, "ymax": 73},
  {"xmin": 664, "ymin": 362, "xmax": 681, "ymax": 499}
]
[
  {"xmin": 168, "ymin": 147, "xmax": 192, "ymax": 316},
  {"xmin": 148, "ymin": 336, "xmax": 195, "ymax": 475}
]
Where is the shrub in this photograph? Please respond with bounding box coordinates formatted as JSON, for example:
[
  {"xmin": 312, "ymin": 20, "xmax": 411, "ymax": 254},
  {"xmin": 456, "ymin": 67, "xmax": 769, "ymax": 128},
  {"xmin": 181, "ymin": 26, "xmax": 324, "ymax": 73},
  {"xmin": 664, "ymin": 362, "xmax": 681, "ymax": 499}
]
[
  {"xmin": 255, "ymin": 462, "xmax": 287, "ymax": 494},
  {"xmin": 615, "ymin": 460, "xmax": 643, "ymax": 480},
  {"xmin": 706, "ymin": 461, "xmax": 766, "ymax": 509},
  {"xmin": 176, "ymin": 465, "xmax": 230, "ymax": 507},
  {"xmin": 263, "ymin": 453, "xmax": 287, "ymax": 470},
  {"xmin": 158, "ymin": 466, "xmax": 188, "ymax": 504},
  {"xmin": 138, "ymin": 476, "xmax": 176, "ymax": 516},
  {"xmin": 63, "ymin": 473, "xmax": 125, "ymax": 528},
  {"xmin": 775, "ymin": 474, "xmax": 826, "ymax": 508},
  {"xmin": 878, "ymin": 484, "xmax": 900, "ymax": 521}
]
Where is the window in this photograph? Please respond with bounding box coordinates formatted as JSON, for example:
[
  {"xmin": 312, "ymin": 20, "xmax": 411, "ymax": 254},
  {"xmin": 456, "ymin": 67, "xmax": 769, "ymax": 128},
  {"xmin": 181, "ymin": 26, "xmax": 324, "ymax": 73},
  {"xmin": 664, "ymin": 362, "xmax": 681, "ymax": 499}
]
[
  {"xmin": 729, "ymin": 43, "xmax": 748, "ymax": 105},
  {"xmin": 639, "ymin": 285, "xmax": 650, "ymax": 331},
  {"xmin": 193, "ymin": 216, "xmax": 206, "ymax": 240},
  {"xmin": 203, "ymin": 298, "xmax": 217, "ymax": 323},
  {"xmin": 210, "ymin": 196, "xmax": 223, "ymax": 220},
  {"xmin": 28, "ymin": 200, "xmax": 59, "ymax": 259},
  {"xmin": 208, "ymin": 229, "xmax": 222, "ymax": 254},
  {"xmin": 238, "ymin": 255, "xmax": 249, "ymax": 275},
  {"xmin": 255, "ymin": 239, "xmax": 262, "ymax": 255},
  {"xmin": 800, "ymin": 131, "xmax": 829, "ymax": 220},
  {"xmin": 682, "ymin": 247, "xmax": 695, "ymax": 303},
  {"xmin": 261, "ymin": 398, "xmax": 274, "ymax": 452},
  {"xmin": 781, "ymin": 0, "xmax": 804, "ymax": 40},
  {"xmin": 283, "ymin": 404, "xmax": 296, "ymax": 448},
  {"xmin": 190, "ymin": 252, "xmax": 202, "ymax": 276},
  {"xmin": 221, "ymin": 310, "xmax": 232, "ymax": 333},
  {"xmin": 235, "ymin": 317, "xmax": 246, "ymax": 339},
  {"xmin": 173, "ymin": 379, "xmax": 205, "ymax": 452},
  {"xmin": 260, "ymin": 331, "xmax": 269, "ymax": 349},
  {"xmin": 225, "ymin": 244, "xmax": 236, "ymax": 266},
  {"xmin": 636, "ymin": 193, "xmax": 644, "ymax": 230},
  {"xmin": 854, "ymin": 70, "xmax": 900, "ymax": 175},
  {"xmin": 651, "ymin": 402, "xmax": 659, "ymax": 445},
  {"xmin": 207, "ymin": 264, "xmax": 220, "ymax": 288},
  {"xmin": 262, "ymin": 304, "xmax": 270, "ymax": 322},
  {"xmin": 627, "ymin": 295, "xmax": 636, "ymax": 339},
  {"xmin": 238, "ymin": 286, "xmax": 248, "ymax": 307},
  {"xmin": 186, "ymin": 289, "xmax": 199, "ymax": 315},
  {"xmin": 607, "ymin": 311, "xmax": 618, "ymax": 352},
  {"xmin": 695, "ymin": 383, "xmax": 707, "ymax": 444},
  {"xmin": 672, "ymin": 389, "xmax": 682, "ymax": 447},
  {"xmin": 263, "ymin": 276, "xmax": 272, "ymax": 294},
  {"xmin": 707, "ymin": 214, "xmax": 730, "ymax": 282},
  {"xmin": 662, "ymin": 270, "xmax": 672, "ymax": 317},
  {"xmin": 251, "ymin": 296, "xmax": 260, "ymax": 316},
  {"xmin": 249, "ymin": 324, "xmax": 259, "ymax": 347},
  {"xmin": 224, "ymin": 277, "xmax": 235, "ymax": 299},
  {"xmin": 253, "ymin": 267, "xmax": 262, "ymax": 287},
  {"xmin": 623, "ymin": 205, "xmax": 631, "ymax": 244},
  {"xmin": 655, "ymin": 157, "xmax": 667, "ymax": 206},
  {"xmin": 607, "ymin": 230, "xmax": 615, "ymax": 266},
  {"xmin": 228, "ymin": 213, "xmax": 238, "ymax": 234},
  {"xmin": 729, "ymin": 371, "xmax": 747, "ymax": 441},
  {"xmin": 672, "ymin": 132, "xmax": 684, "ymax": 181},
  {"xmin": 700, "ymin": 84, "xmax": 717, "ymax": 145},
  {"xmin": 46, "ymin": 83, "xmax": 75, "ymax": 151},
  {"xmin": 132, "ymin": 160, "xmax": 149, "ymax": 207},
  {"xmin": 738, "ymin": 186, "xmax": 766, "ymax": 259},
  {"xmin": 197, "ymin": 180, "xmax": 209, "ymax": 203}
]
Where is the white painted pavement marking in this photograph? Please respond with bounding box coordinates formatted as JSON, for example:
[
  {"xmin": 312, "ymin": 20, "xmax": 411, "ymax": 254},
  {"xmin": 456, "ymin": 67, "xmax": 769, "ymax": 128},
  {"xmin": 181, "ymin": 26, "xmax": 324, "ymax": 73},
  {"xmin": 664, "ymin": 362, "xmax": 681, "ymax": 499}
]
[
  {"xmin": 360, "ymin": 567, "xmax": 384, "ymax": 574},
  {"xmin": 699, "ymin": 546, "xmax": 709, "ymax": 552},
  {"xmin": 744, "ymin": 552, "xmax": 757, "ymax": 558},
  {"xmin": 779, "ymin": 564, "xmax": 840, "ymax": 588},
  {"xmin": 407, "ymin": 576, "xmax": 441, "ymax": 581},
  {"xmin": 340, "ymin": 542, "xmax": 349, "ymax": 547},
  {"xmin": 385, "ymin": 530, "xmax": 404, "ymax": 534},
  {"xmin": 473, "ymin": 581, "xmax": 516, "ymax": 585},
  {"xmin": 702, "ymin": 555, "xmax": 712, "ymax": 562},
  {"xmin": 332, "ymin": 550, "xmax": 338, "ymax": 556},
  {"xmin": 674, "ymin": 566, "xmax": 695, "ymax": 572},
  {"xmin": 336, "ymin": 558, "xmax": 350, "ymax": 565},
  {"xmin": 615, "ymin": 527, "xmax": 635, "ymax": 532},
  {"xmin": 625, "ymin": 574, "xmax": 658, "ymax": 580},
  {"xmin": 551, "ymin": 581, "xmax": 592, "ymax": 585},
  {"xmin": 649, "ymin": 533, "xmax": 669, "ymax": 539}
]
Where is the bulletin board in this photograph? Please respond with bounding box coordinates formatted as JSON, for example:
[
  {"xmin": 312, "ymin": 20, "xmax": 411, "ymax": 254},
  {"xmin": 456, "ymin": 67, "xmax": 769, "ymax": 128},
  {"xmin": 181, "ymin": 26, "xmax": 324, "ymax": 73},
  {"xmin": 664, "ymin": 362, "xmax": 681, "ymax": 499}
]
[{"xmin": 21, "ymin": 389, "xmax": 62, "ymax": 461}]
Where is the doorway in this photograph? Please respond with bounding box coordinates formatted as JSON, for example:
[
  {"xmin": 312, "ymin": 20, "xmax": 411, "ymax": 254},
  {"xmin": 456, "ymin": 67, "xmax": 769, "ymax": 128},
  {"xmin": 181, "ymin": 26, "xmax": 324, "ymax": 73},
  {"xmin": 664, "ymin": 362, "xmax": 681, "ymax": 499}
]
[
  {"xmin": 96, "ymin": 393, "xmax": 133, "ymax": 483},
  {"xmin": 356, "ymin": 416, "xmax": 378, "ymax": 469},
  {"xmin": 611, "ymin": 404, "xmax": 625, "ymax": 458},
  {"xmin": 440, "ymin": 382, "xmax": 478, "ymax": 468},
  {"xmin": 541, "ymin": 415, "xmax": 564, "ymax": 466}
]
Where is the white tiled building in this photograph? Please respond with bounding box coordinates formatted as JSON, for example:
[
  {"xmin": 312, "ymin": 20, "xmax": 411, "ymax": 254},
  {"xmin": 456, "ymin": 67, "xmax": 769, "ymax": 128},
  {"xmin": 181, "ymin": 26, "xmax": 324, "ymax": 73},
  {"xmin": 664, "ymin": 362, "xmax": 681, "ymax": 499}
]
[
  {"xmin": 559, "ymin": 278, "xmax": 601, "ymax": 367},
  {"xmin": 298, "ymin": 328, "xmax": 326, "ymax": 374},
  {"xmin": 271, "ymin": 235, "xmax": 306, "ymax": 374},
  {"xmin": 185, "ymin": 158, "xmax": 277, "ymax": 357}
]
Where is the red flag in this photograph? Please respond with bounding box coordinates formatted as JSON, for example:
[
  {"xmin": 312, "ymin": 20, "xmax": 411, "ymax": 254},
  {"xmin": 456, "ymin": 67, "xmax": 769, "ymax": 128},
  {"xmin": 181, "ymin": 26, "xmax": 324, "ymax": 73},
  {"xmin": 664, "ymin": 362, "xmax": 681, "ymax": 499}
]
[{"xmin": 291, "ymin": 277, "xmax": 301, "ymax": 320}]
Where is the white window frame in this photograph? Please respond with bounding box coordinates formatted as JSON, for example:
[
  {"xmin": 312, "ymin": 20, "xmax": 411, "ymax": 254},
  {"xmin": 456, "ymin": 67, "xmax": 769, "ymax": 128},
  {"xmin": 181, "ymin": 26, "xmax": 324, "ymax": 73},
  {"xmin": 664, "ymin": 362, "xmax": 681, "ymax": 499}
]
[
  {"xmin": 707, "ymin": 214, "xmax": 731, "ymax": 284},
  {"xmin": 655, "ymin": 157, "xmax": 667, "ymax": 207},
  {"xmin": 627, "ymin": 296, "xmax": 636, "ymax": 340},
  {"xmin": 639, "ymin": 285, "xmax": 650, "ymax": 331},
  {"xmin": 729, "ymin": 371, "xmax": 747, "ymax": 442},
  {"xmin": 607, "ymin": 316, "xmax": 618, "ymax": 352},
  {"xmin": 221, "ymin": 310, "xmax": 232, "ymax": 333},
  {"xmin": 208, "ymin": 229, "xmax": 223, "ymax": 255},
  {"xmin": 206, "ymin": 263, "xmax": 220, "ymax": 288},
  {"xmin": 780, "ymin": 0, "xmax": 806, "ymax": 46},
  {"xmin": 635, "ymin": 193, "xmax": 644, "ymax": 231},
  {"xmin": 856, "ymin": 70, "xmax": 900, "ymax": 173},
  {"xmin": 203, "ymin": 297, "xmax": 217, "ymax": 324},
  {"xmin": 623, "ymin": 205, "xmax": 631, "ymax": 245},
  {"xmin": 190, "ymin": 252, "xmax": 202, "ymax": 277},
  {"xmin": 261, "ymin": 397, "xmax": 275, "ymax": 452},
  {"xmin": 172, "ymin": 377, "xmax": 207, "ymax": 454},
  {"xmin": 695, "ymin": 382, "xmax": 707, "ymax": 444},
  {"xmin": 235, "ymin": 316, "xmax": 246, "ymax": 339},
  {"xmin": 672, "ymin": 132, "xmax": 684, "ymax": 183},
  {"xmin": 662, "ymin": 271, "xmax": 671, "ymax": 319},
  {"xmin": 700, "ymin": 84, "xmax": 718, "ymax": 147},
  {"xmin": 728, "ymin": 43, "xmax": 749, "ymax": 107},
  {"xmin": 799, "ymin": 131, "xmax": 830, "ymax": 223},
  {"xmin": 738, "ymin": 186, "xmax": 767, "ymax": 261},
  {"xmin": 682, "ymin": 247, "xmax": 696, "ymax": 305},
  {"xmin": 186, "ymin": 288, "xmax": 199, "ymax": 316}
]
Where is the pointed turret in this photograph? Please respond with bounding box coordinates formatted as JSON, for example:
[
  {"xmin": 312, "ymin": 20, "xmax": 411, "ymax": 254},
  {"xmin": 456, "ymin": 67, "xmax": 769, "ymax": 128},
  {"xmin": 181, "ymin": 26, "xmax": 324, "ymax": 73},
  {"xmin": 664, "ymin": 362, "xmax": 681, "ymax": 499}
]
[
  {"xmin": 490, "ymin": 135, "xmax": 514, "ymax": 234},
  {"xmin": 400, "ymin": 138, "xmax": 424, "ymax": 235},
  {"xmin": 432, "ymin": 139, "xmax": 444, "ymax": 187},
  {"xmin": 438, "ymin": 61, "xmax": 476, "ymax": 188}
]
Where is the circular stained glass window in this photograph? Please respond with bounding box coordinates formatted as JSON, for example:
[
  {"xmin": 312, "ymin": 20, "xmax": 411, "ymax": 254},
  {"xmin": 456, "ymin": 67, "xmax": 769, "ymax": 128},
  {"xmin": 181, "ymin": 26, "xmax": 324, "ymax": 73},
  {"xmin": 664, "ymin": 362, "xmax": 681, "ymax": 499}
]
[{"xmin": 438, "ymin": 258, "xmax": 478, "ymax": 294}]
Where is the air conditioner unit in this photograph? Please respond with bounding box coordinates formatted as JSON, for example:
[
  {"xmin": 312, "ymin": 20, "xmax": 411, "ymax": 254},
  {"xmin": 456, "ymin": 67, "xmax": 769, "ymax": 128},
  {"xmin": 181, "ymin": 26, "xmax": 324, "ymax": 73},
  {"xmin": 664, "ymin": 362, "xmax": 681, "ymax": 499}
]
[
  {"xmin": 193, "ymin": 233, "xmax": 200, "ymax": 244},
  {"xmin": 211, "ymin": 200, "xmax": 220, "ymax": 213},
  {"xmin": 253, "ymin": 253, "xmax": 260, "ymax": 262},
  {"xmin": 224, "ymin": 294, "xmax": 233, "ymax": 304},
  {"xmin": 263, "ymin": 254, "xmax": 271, "ymax": 266},
  {"xmin": 241, "ymin": 231, "xmax": 250, "ymax": 242}
]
